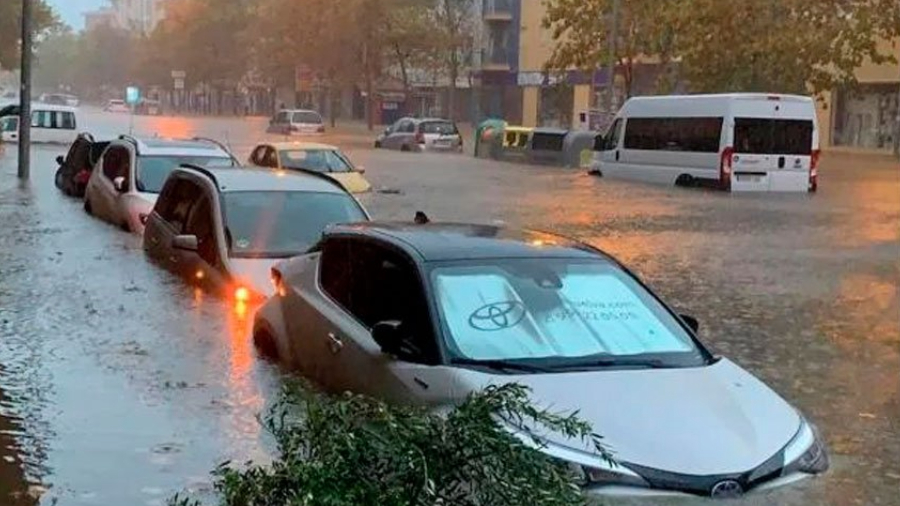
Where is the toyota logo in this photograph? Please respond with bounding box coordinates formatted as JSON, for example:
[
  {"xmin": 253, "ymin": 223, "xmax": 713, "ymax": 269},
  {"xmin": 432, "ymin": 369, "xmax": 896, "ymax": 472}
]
[
  {"xmin": 710, "ymin": 479, "xmax": 744, "ymax": 498},
  {"xmin": 468, "ymin": 302, "xmax": 527, "ymax": 331}
]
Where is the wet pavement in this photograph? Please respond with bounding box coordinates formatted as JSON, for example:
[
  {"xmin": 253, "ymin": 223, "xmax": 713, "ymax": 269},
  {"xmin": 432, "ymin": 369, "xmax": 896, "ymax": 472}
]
[{"xmin": 1, "ymin": 109, "xmax": 898, "ymax": 505}]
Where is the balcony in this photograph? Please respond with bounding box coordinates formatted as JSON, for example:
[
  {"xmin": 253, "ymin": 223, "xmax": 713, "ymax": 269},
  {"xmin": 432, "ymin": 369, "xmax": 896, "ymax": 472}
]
[
  {"xmin": 483, "ymin": 0, "xmax": 513, "ymax": 21},
  {"xmin": 481, "ymin": 47, "xmax": 512, "ymax": 71}
]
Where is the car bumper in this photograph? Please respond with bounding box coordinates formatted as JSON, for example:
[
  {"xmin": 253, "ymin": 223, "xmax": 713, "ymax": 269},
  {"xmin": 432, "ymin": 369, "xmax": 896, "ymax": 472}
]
[{"xmin": 583, "ymin": 471, "xmax": 813, "ymax": 499}]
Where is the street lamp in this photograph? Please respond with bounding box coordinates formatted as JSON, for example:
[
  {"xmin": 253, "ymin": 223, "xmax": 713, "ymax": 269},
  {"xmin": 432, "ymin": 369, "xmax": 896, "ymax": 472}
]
[{"xmin": 18, "ymin": 0, "xmax": 33, "ymax": 180}]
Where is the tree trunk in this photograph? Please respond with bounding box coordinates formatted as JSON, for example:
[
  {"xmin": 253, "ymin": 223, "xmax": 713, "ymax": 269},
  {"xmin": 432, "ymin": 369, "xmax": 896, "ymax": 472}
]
[
  {"xmin": 396, "ymin": 44, "xmax": 411, "ymax": 116},
  {"xmin": 365, "ymin": 42, "xmax": 374, "ymax": 131},
  {"xmin": 447, "ymin": 53, "xmax": 458, "ymax": 121}
]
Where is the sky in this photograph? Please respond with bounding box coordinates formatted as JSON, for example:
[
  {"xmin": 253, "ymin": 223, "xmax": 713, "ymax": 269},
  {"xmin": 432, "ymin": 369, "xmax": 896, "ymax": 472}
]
[{"xmin": 48, "ymin": 0, "xmax": 108, "ymax": 30}]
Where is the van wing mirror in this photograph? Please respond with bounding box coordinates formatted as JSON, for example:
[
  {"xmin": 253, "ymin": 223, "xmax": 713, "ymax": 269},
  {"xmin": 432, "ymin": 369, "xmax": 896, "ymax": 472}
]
[{"xmin": 172, "ymin": 234, "xmax": 199, "ymax": 252}]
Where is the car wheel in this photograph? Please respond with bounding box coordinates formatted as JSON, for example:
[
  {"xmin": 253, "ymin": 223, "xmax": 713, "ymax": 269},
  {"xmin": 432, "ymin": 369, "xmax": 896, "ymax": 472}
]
[
  {"xmin": 54, "ymin": 168, "xmax": 65, "ymax": 191},
  {"xmin": 675, "ymin": 174, "xmax": 696, "ymax": 188},
  {"xmin": 400, "ymin": 144, "xmax": 410, "ymax": 152},
  {"xmin": 374, "ymin": 140, "xmax": 381, "ymax": 149},
  {"xmin": 253, "ymin": 329, "xmax": 279, "ymax": 361},
  {"xmin": 83, "ymin": 198, "xmax": 93, "ymax": 215}
]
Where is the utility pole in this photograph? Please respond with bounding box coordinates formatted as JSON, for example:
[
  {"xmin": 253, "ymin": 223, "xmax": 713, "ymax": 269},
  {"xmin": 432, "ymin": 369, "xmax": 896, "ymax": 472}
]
[
  {"xmin": 17, "ymin": 0, "xmax": 33, "ymax": 180},
  {"xmin": 894, "ymin": 77, "xmax": 899, "ymax": 157},
  {"xmin": 603, "ymin": 0, "xmax": 620, "ymax": 117}
]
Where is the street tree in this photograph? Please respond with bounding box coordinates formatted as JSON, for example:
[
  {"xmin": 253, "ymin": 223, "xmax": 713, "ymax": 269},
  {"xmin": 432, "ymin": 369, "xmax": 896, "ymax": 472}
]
[
  {"xmin": 432, "ymin": 0, "xmax": 477, "ymax": 120},
  {"xmin": 0, "ymin": 0, "xmax": 59, "ymax": 69},
  {"xmin": 542, "ymin": 0, "xmax": 678, "ymax": 99},
  {"xmin": 383, "ymin": 0, "xmax": 439, "ymax": 114}
]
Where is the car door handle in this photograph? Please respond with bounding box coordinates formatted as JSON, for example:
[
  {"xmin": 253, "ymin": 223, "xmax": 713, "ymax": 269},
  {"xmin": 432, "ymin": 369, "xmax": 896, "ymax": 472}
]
[{"xmin": 327, "ymin": 332, "xmax": 343, "ymax": 354}]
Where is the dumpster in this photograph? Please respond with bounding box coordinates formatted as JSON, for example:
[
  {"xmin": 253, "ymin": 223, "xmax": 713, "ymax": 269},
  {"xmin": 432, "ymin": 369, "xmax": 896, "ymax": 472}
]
[
  {"xmin": 474, "ymin": 119, "xmax": 506, "ymax": 158},
  {"xmin": 498, "ymin": 126, "xmax": 533, "ymax": 161},
  {"xmin": 563, "ymin": 130, "xmax": 602, "ymax": 168},
  {"xmin": 526, "ymin": 128, "xmax": 568, "ymax": 166}
]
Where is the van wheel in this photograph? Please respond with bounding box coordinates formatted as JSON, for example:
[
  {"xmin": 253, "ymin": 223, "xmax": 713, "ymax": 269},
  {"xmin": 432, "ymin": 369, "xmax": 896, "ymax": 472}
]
[
  {"xmin": 675, "ymin": 174, "xmax": 696, "ymax": 188},
  {"xmin": 400, "ymin": 144, "xmax": 410, "ymax": 152},
  {"xmin": 374, "ymin": 140, "xmax": 381, "ymax": 149},
  {"xmin": 83, "ymin": 198, "xmax": 93, "ymax": 215},
  {"xmin": 253, "ymin": 330, "xmax": 279, "ymax": 361}
]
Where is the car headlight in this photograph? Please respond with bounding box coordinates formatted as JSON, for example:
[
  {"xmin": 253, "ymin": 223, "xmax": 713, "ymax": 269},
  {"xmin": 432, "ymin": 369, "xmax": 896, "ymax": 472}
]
[
  {"xmin": 782, "ymin": 418, "xmax": 829, "ymax": 475},
  {"xmin": 568, "ymin": 461, "xmax": 650, "ymax": 488}
]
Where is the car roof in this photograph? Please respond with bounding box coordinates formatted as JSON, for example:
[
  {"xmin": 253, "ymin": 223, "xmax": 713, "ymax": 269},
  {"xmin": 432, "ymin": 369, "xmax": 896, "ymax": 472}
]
[
  {"xmin": 267, "ymin": 141, "xmax": 339, "ymax": 151},
  {"xmin": 324, "ymin": 222, "xmax": 608, "ymax": 262},
  {"xmin": 406, "ymin": 117, "xmax": 454, "ymax": 124},
  {"xmin": 119, "ymin": 136, "xmax": 232, "ymax": 157},
  {"xmin": 183, "ymin": 166, "xmax": 350, "ymax": 194},
  {"xmin": 279, "ymin": 109, "xmax": 321, "ymax": 114}
]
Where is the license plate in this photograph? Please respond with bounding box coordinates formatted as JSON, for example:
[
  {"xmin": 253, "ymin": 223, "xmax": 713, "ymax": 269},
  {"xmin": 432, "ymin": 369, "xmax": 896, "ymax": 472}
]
[
  {"xmin": 435, "ymin": 139, "xmax": 451, "ymax": 146},
  {"xmin": 737, "ymin": 174, "xmax": 763, "ymax": 183}
]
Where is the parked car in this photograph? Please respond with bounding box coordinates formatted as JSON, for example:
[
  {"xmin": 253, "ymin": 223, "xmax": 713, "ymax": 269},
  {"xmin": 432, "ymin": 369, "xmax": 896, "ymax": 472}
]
[
  {"xmin": 0, "ymin": 103, "xmax": 79, "ymax": 144},
  {"xmin": 54, "ymin": 133, "xmax": 110, "ymax": 198},
  {"xmin": 375, "ymin": 117, "xmax": 462, "ymax": 152},
  {"xmin": 248, "ymin": 141, "xmax": 371, "ymax": 193},
  {"xmin": 135, "ymin": 98, "xmax": 161, "ymax": 116},
  {"xmin": 144, "ymin": 166, "xmax": 370, "ymax": 300},
  {"xmin": 254, "ymin": 222, "xmax": 829, "ymax": 498},
  {"xmin": 104, "ymin": 99, "xmax": 130, "ymax": 113},
  {"xmin": 84, "ymin": 136, "xmax": 237, "ymax": 234},
  {"xmin": 266, "ymin": 109, "xmax": 325, "ymax": 136}
]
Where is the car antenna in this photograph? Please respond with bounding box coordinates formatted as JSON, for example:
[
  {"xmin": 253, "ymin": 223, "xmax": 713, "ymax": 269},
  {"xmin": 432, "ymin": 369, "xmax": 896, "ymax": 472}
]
[{"xmin": 414, "ymin": 211, "xmax": 430, "ymax": 224}]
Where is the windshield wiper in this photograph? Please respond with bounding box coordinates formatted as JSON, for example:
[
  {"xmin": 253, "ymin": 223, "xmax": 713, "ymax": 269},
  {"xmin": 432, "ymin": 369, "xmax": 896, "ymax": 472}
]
[
  {"xmin": 584, "ymin": 357, "xmax": 678, "ymax": 369},
  {"xmin": 450, "ymin": 358, "xmax": 551, "ymax": 374}
]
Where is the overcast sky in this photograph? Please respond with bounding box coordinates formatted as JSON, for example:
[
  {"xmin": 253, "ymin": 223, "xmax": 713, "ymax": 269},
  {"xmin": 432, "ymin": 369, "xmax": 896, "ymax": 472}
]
[{"xmin": 48, "ymin": 0, "xmax": 107, "ymax": 30}]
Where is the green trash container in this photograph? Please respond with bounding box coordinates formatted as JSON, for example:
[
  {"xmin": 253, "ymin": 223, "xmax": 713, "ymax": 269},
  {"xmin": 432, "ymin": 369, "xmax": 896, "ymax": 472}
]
[{"xmin": 474, "ymin": 119, "xmax": 506, "ymax": 158}]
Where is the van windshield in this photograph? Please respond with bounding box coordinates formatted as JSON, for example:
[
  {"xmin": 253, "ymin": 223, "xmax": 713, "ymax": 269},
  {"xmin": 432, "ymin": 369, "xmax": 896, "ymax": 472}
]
[{"xmin": 734, "ymin": 118, "xmax": 813, "ymax": 155}]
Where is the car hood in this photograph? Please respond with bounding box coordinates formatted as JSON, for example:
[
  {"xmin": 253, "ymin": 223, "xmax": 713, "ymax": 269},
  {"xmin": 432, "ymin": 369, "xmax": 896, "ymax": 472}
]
[
  {"xmin": 456, "ymin": 358, "xmax": 800, "ymax": 476},
  {"xmin": 228, "ymin": 258, "xmax": 279, "ymax": 297}
]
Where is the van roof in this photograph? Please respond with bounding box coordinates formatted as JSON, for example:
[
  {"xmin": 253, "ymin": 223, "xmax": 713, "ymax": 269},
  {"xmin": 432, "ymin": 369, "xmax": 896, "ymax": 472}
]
[
  {"xmin": 626, "ymin": 93, "xmax": 813, "ymax": 103},
  {"xmin": 619, "ymin": 93, "xmax": 815, "ymax": 118},
  {"xmin": 30, "ymin": 103, "xmax": 78, "ymax": 112}
]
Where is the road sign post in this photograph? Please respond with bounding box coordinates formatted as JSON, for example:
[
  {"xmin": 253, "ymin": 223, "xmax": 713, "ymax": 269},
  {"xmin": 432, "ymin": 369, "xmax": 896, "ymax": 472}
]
[{"xmin": 17, "ymin": 0, "xmax": 33, "ymax": 180}]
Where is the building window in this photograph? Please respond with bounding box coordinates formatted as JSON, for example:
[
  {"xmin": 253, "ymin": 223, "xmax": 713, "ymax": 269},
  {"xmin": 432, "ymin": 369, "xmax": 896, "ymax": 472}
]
[{"xmin": 834, "ymin": 84, "xmax": 899, "ymax": 150}]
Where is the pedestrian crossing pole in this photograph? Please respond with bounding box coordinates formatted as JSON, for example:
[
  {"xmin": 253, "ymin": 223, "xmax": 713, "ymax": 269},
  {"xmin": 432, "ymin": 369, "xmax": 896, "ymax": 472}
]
[{"xmin": 17, "ymin": 0, "xmax": 33, "ymax": 180}]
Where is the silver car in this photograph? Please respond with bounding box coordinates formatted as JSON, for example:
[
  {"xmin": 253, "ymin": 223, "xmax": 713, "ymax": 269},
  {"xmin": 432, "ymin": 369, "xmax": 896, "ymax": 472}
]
[
  {"xmin": 375, "ymin": 117, "xmax": 463, "ymax": 152},
  {"xmin": 84, "ymin": 136, "xmax": 236, "ymax": 234},
  {"xmin": 254, "ymin": 222, "xmax": 828, "ymax": 499}
]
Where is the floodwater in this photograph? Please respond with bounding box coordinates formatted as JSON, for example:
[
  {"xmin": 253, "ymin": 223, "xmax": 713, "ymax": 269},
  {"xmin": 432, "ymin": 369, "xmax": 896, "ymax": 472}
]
[{"xmin": 1, "ymin": 109, "xmax": 898, "ymax": 505}]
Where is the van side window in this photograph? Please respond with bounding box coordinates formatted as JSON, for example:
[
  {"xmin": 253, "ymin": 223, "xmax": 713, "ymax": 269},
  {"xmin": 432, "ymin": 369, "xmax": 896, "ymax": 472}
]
[
  {"xmin": 604, "ymin": 119, "xmax": 623, "ymax": 150},
  {"xmin": 624, "ymin": 117, "xmax": 723, "ymax": 152},
  {"xmin": 60, "ymin": 112, "xmax": 76, "ymax": 130}
]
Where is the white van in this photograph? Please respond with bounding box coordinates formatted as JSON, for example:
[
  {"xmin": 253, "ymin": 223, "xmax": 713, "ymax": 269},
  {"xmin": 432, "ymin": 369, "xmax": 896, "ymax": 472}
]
[
  {"xmin": 0, "ymin": 104, "xmax": 79, "ymax": 145},
  {"xmin": 592, "ymin": 93, "xmax": 819, "ymax": 192}
]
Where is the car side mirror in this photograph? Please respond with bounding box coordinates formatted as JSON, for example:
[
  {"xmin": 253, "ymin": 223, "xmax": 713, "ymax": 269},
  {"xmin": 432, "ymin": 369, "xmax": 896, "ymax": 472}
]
[
  {"xmin": 172, "ymin": 234, "xmax": 198, "ymax": 252},
  {"xmin": 113, "ymin": 176, "xmax": 127, "ymax": 193},
  {"xmin": 56, "ymin": 155, "xmax": 65, "ymax": 165},
  {"xmin": 356, "ymin": 165, "xmax": 366, "ymax": 174},
  {"xmin": 680, "ymin": 314, "xmax": 699, "ymax": 333}
]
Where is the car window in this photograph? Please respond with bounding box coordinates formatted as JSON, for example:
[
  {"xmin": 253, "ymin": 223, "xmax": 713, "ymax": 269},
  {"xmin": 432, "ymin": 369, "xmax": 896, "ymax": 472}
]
[
  {"xmin": 59, "ymin": 111, "xmax": 76, "ymax": 130},
  {"xmin": 250, "ymin": 146, "xmax": 267, "ymax": 165},
  {"xmin": 278, "ymin": 149, "xmax": 353, "ymax": 173},
  {"xmin": 0, "ymin": 116, "xmax": 18, "ymax": 132},
  {"xmin": 292, "ymin": 111, "xmax": 322, "ymax": 124},
  {"xmin": 604, "ymin": 118, "xmax": 622, "ymax": 150},
  {"xmin": 402, "ymin": 121, "xmax": 416, "ymax": 133},
  {"xmin": 184, "ymin": 195, "xmax": 219, "ymax": 267},
  {"xmin": 734, "ymin": 118, "xmax": 813, "ymax": 155},
  {"xmin": 429, "ymin": 259, "xmax": 705, "ymax": 368},
  {"xmin": 136, "ymin": 155, "xmax": 233, "ymax": 194},
  {"xmin": 222, "ymin": 191, "xmax": 367, "ymax": 258},
  {"xmin": 31, "ymin": 110, "xmax": 53, "ymax": 128},
  {"xmin": 419, "ymin": 121, "xmax": 458, "ymax": 135},
  {"xmin": 157, "ymin": 179, "xmax": 203, "ymax": 233},
  {"xmin": 320, "ymin": 238, "xmax": 353, "ymax": 310},
  {"xmin": 102, "ymin": 146, "xmax": 130, "ymax": 181},
  {"xmin": 275, "ymin": 112, "xmax": 288, "ymax": 123}
]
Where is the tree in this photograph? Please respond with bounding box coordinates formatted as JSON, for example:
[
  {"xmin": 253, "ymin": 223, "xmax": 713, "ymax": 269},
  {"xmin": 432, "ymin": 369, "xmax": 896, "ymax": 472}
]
[
  {"xmin": 383, "ymin": 0, "xmax": 439, "ymax": 116},
  {"xmin": 0, "ymin": 0, "xmax": 59, "ymax": 69},
  {"xmin": 433, "ymin": 0, "xmax": 477, "ymax": 120},
  {"xmin": 542, "ymin": 0, "xmax": 677, "ymax": 100},
  {"xmin": 672, "ymin": 0, "xmax": 900, "ymax": 95},
  {"xmin": 168, "ymin": 383, "xmax": 610, "ymax": 506},
  {"xmin": 33, "ymin": 28, "xmax": 79, "ymax": 92},
  {"xmin": 542, "ymin": 0, "xmax": 900, "ymax": 97}
]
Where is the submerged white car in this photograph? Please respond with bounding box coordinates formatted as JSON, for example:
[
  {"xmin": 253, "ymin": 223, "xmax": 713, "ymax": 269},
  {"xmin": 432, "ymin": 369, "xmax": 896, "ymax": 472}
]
[
  {"xmin": 254, "ymin": 223, "xmax": 829, "ymax": 498},
  {"xmin": 84, "ymin": 136, "xmax": 236, "ymax": 234}
]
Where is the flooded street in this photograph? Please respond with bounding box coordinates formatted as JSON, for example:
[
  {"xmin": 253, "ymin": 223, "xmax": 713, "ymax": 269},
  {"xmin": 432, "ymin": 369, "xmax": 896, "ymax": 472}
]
[{"xmin": 1, "ymin": 110, "xmax": 898, "ymax": 506}]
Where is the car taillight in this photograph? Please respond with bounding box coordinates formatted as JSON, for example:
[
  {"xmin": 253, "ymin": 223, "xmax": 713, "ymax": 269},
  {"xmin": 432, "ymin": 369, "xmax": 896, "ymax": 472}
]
[
  {"xmin": 809, "ymin": 149, "xmax": 820, "ymax": 193},
  {"xmin": 720, "ymin": 147, "xmax": 734, "ymax": 191},
  {"xmin": 415, "ymin": 131, "xmax": 425, "ymax": 144},
  {"xmin": 234, "ymin": 286, "xmax": 250, "ymax": 302},
  {"xmin": 74, "ymin": 170, "xmax": 91, "ymax": 184},
  {"xmin": 270, "ymin": 268, "xmax": 287, "ymax": 297}
]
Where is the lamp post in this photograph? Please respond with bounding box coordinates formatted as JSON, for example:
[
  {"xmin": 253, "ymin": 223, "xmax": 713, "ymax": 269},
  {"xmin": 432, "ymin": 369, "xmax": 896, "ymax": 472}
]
[{"xmin": 17, "ymin": 0, "xmax": 33, "ymax": 180}]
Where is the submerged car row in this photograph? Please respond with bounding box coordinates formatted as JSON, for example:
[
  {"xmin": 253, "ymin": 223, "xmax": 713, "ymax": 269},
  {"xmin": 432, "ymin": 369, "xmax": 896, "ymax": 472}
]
[{"xmin": 51, "ymin": 131, "xmax": 828, "ymax": 500}]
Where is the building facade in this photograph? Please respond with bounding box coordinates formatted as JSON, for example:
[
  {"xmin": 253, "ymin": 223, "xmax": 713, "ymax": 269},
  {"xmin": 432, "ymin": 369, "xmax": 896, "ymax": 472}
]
[
  {"xmin": 83, "ymin": 8, "xmax": 117, "ymax": 32},
  {"xmin": 111, "ymin": 0, "xmax": 165, "ymax": 34},
  {"xmin": 816, "ymin": 38, "xmax": 900, "ymax": 153}
]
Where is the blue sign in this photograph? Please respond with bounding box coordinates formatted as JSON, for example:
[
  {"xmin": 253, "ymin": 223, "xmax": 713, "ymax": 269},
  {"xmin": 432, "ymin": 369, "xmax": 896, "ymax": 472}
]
[{"xmin": 125, "ymin": 86, "xmax": 141, "ymax": 105}]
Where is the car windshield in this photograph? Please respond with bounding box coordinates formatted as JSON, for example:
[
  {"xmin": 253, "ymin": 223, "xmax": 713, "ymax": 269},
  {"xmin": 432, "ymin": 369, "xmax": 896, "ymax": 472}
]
[
  {"xmin": 420, "ymin": 121, "xmax": 458, "ymax": 135},
  {"xmin": 430, "ymin": 259, "xmax": 707, "ymax": 370},
  {"xmin": 136, "ymin": 155, "xmax": 234, "ymax": 193},
  {"xmin": 292, "ymin": 111, "xmax": 322, "ymax": 124},
  {"xmin": 278, "ymin": 149, "xmax": 353, "ymax": 173},
  {"xmin": 222, "ymin": 191, "xmax": 367, "ymax": 259}
]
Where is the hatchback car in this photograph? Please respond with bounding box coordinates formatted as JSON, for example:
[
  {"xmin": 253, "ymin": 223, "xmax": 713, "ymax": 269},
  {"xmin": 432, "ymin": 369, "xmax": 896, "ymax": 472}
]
[
  {"xmin": 248, "ymin": 141, "xmax": 371, "ymax": 193},
  {"xmin": 266, "ymin": 109, "xmax": 325, "ymax": 136},
  {"xmin": 84, "ymin": 136, "xmax": 237, "ymax": 234},
  {"xmin": 143, "ymin": 166, "xmax": 370, "ymax": 300},
  {"xmin": 104, "ymin": 99, "xmax": 130, "ymax": 113},
  {"xmin": 254, "ymin": 222, "xmax": 828, "ymax": 498},
  {"xmin": 375, "ymin": 117, "xmax": 462, "ymax": 152}
]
